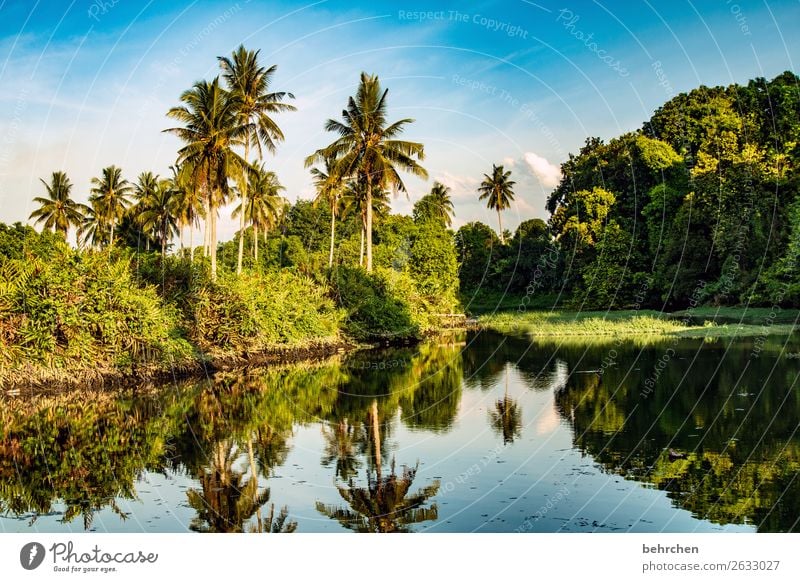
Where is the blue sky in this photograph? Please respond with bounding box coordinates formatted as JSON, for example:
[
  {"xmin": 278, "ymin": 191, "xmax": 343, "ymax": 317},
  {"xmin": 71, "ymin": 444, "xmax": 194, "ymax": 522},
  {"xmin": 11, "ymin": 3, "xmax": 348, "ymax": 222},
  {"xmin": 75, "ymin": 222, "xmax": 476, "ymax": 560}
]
[{"xmin": 0, "ymin": 0, "xmax": 798, "ymax": 239}]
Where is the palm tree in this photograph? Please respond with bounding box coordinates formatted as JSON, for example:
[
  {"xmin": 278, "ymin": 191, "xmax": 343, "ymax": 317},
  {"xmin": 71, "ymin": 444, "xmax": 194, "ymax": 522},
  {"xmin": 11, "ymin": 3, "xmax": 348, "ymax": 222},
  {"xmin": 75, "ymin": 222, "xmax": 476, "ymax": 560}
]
[
  {"xmin": 306, "ymin": 72, "xmax": 428, "ymax": 272},
  {"xmin": 168, "ymin": 163, "xmax": 204, "ymax": 261},
  {"xmin": 133, "ymin": 172, "xmax": 160, "ymax": 251},
  {"xmin": 89, "ymin": 166, "xmax": 132, "ymax": 248},
  {"xmin": 219, "ymin": 45, "xmax": 295, "ymax": 276},
  {"xmin": 478, "ymin": 164, "xmax": 516, "ymax": 244},
  {"xmin": 29, "ymin": 171, "xmax": 85, "ymax": 237},
  {"xmin": 77, "ymin": 200, "xmax": 109, "ymax": 249},
  {"xmin": 165, "ymin": 78, "xmax": 247, "ymax": 281},
  {"xmin": 136, "ymin": 177, "xmax": 179, "ymax": 259},
  {"xmin": 232, "ymin": 164, "xmax": 283, "ymax": 266},
  {"xmin": 310, "ymin": 157, "xmax": 345, "ymax": 268},
  {"xmin": 340, "ymin": 180, "xmax": 390, "ymax": 267},
  {"xmin": 414, "ymin": 181, "xmax": 455, "ymax": 227}
]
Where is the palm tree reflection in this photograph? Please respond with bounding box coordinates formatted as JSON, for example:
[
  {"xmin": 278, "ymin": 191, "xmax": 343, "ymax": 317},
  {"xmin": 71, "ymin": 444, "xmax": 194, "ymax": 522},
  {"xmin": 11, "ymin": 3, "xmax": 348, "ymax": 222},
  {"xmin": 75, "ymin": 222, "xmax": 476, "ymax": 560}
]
[
  {"xmin": 488, "ymin": 368, "xmax": 522, "ymax": 445},
  {"xmin": 317, "ymin": 400, "xmax": 439, "ymax": 532}
]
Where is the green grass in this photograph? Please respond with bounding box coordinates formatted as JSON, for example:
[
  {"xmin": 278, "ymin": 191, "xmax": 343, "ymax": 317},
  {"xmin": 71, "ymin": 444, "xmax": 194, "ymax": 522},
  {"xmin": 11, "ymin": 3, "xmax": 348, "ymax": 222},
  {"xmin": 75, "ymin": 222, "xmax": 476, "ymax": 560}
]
[
  {"xmin": 479, "ymin": 309, "xmax": 798, "ymax": 339},
  {"xmin": 671, "ymin": 306, "xmax": 800, "ymax": 325}
]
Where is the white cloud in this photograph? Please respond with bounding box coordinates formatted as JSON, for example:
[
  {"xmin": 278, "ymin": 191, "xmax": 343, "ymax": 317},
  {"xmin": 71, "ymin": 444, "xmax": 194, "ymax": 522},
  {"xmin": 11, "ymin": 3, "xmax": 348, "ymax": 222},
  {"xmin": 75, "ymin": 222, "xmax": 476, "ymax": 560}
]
[{"xmin": 522, "ymin": 152, "xmax": 561, "ymax": 188}]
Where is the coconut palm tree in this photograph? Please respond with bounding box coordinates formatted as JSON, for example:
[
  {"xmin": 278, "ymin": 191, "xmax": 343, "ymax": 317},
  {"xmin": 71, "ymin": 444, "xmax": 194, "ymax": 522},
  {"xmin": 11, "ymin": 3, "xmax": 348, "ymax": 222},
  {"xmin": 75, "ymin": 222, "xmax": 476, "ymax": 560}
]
[
  {"xmin": 165, "ymin": 78, "xmax": 247, "ymax": 281},
  {"xmin": 340, "ymin": 181, "xmax": 390, "ymax": 267},
  {"xmin": 29, "ymin": 171, "xmax": 85, "ymax": 237},
  {"xmin": 168, "ymin": 163, "xmax": 204, "ymax": 261},
  {"xmin": 89, "ymin": 166, "xmax": 132, "ymax": 248},
  {"xmin": 306, "ymin": 72, "xmax": 428, "ymax": 272},
  {"xmin": 478, "ymin": 164, "xmax": 515, "ymax": 244},
  {"xmin": 232, "ymin": 164, "xmax": 283, "ymax": 266},
  {"xmin": 414, "ymin": 181, "xmax": 455, "ymax": 227},
  {"xmin": 219, "ymin": 45, "xmax": 295, "ymax": 276},
  {"xmin": 77, "ymin": 199, "xmax": 109, "ymax": 249},
  {"xmin": 310, "ymin": 157, "xmax": 345, "ymax": 268},
  {"xmin": 136, "ymin": 177, "xmax": 179, "ymax": 259}
]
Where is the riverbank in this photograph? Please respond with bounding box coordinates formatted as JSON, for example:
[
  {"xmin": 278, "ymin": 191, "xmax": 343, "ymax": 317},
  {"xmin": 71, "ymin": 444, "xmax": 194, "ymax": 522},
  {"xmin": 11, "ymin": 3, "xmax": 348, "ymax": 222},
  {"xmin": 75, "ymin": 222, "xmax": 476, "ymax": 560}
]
[{"xmin": 479, "ymin": 308, "xmax": 799, "ymax": 339}]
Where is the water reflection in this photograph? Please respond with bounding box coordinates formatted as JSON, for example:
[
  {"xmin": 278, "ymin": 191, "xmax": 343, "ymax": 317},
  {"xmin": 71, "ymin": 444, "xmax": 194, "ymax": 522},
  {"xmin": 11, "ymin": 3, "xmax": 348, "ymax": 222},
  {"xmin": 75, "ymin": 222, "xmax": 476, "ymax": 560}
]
[{"xmin": 1, "ymin": 330, "xmax": 797, "ymax": 532}]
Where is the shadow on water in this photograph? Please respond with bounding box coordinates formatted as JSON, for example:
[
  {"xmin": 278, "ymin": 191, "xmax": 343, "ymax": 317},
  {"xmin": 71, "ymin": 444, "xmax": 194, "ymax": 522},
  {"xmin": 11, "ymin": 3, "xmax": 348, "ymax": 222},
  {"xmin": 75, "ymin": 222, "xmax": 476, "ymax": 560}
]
[{"xmin": 1, "ymin": 329, "xmax": 798, "ymax": 532}]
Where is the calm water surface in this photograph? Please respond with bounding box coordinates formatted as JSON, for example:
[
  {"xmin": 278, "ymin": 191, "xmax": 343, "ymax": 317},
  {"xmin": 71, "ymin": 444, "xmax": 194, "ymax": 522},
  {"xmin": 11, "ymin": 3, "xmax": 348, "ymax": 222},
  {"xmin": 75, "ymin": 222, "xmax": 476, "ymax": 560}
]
[{"xmin": 2, "ymin": 330, "xmax": 798, "ymax": 533}]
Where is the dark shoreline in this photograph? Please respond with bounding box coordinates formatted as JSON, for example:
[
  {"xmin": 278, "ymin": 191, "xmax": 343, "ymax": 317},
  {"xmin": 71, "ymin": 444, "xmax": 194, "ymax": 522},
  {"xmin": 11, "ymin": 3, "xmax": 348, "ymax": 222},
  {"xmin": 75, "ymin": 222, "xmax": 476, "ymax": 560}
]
[
  {"xmin": 0, "ymin": 338, "xmax": 360, "ymax": 395},
  {"xmin": 0, "ymin": 329, "xmax": 472, "ymax": 395}
]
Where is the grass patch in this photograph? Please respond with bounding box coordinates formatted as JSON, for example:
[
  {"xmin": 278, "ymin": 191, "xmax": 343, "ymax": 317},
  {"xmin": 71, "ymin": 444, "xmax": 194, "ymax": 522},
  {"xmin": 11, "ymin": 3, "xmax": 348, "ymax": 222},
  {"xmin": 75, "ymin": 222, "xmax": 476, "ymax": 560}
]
[{"xmin": 480, "ymin": 310, "xmax": 798, "ymax": 339}]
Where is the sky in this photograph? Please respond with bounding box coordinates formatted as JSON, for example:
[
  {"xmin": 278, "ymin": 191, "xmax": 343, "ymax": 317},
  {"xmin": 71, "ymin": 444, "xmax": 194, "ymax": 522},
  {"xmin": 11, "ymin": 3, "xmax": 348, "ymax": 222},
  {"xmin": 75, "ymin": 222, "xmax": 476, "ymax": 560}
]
[{"xmin": 0, "ymin": 0, "xmax": 798, "ymax": 241}]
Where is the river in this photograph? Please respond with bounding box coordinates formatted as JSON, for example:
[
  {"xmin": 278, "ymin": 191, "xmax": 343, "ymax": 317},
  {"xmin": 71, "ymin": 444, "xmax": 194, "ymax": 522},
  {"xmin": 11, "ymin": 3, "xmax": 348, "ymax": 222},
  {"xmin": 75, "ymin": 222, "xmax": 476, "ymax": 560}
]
[{"xmin": 1, "ymin": 330, "xmax": 798, "ymax": 532}]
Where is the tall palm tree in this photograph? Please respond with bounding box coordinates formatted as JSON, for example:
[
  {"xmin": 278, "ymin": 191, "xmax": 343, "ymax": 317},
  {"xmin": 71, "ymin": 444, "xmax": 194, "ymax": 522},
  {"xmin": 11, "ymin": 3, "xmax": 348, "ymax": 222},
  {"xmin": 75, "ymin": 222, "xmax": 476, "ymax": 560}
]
[
  {"xmin": 29, "ymin": 171, "xmax": 85, "ymax": 237},
  {"xmin": 165, "ymin": 78, "xmax": 247, "ymax": 281},
  {"xmin": 414, "ymin": 181, "xmax": 455, "ymax": 227},
  {"xmin": 306, "ymin": 72, "xmax": 428, "ymax": 272},
  {"xmin": 478, "ymin": 164, "xmax": 515, "ymax": 244},
  {"xmin": 219, "ymin": 45, "xmax": 295, "ymax": 276},
  {"xmin": 310, "ymin": 157, "xmax": 345, "ymax": 268},
  {"xmin": 232, "ymin": 164, "xmax": 283, "ymax": 265},
  {"xmin": 136, "ymin": 177, "xmax": 179, "ymax": 259},
  {"xmin": 89, "ymin": 166, "xmax": 132, "ymax": 248}
]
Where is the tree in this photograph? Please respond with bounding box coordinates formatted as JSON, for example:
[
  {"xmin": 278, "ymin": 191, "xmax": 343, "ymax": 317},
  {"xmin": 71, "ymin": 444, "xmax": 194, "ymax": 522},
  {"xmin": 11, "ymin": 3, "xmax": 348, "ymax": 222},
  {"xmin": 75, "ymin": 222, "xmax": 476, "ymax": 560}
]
[
  {"xmin": 219, "ymin": 45, "xmax": 295, "ymax": 276},
  {"xmin": 168, "ymin": 163, "xmax": 205, "ymax": 261},
  {"xmin": 310, "ymin": 157, "xmax": 345, "ymax": 267},
  {"xmin": 29, "ymin": 172, "xmax": 85, "ymax": 237},
  {"xmin": 413, "ymin": 181, "xmax": 454, "ymax": 227},
  {"xmin": 135, "ymin": 175, "xmax": 179, "ymax": 259},
  {"xmin": 478, "ymin": 164, "xmax": 515, "ymax": 244},
  {"xmin": 306, "ymin": 72, "xmax": 428, "ymax": 272},
  {"xmin": 89, "ymin": 166, "xmax": 132, "ymax": 248},
  {"xmin": 165, "ymin": 78, "xmax": 247, "ymax": 281},
  {"xmin": 232, "ymin": 164, "xmax": 283, "ymax": 266}
]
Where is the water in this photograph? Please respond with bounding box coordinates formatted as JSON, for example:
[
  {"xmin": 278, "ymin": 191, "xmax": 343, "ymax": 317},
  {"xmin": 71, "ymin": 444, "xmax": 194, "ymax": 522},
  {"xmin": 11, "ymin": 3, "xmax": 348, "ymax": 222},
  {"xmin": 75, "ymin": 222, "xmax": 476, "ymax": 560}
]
[{"xmin": 1, "ymin": 330, "xmax": 798, "ymax": 533}]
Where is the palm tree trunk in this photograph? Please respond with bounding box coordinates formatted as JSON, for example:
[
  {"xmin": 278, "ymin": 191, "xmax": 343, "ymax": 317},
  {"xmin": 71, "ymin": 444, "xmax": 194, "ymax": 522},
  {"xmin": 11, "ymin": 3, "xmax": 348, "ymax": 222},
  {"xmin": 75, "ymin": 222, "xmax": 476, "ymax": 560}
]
[
  {"xmin": 328, "ymin": 203, "xmax": 336, "ymax": 268},
  {"xmin": 190, "ymin": 222, "xmax": 195, "ymax": 264},
  {"xmin": 365, "ymin": 183, "xmax": 373, "ymax": 272},
  {"xmin": 109, "ymin": 216, "xmax": 115, "ymax": 248},
  {"xmin": 253, "ymin": 224, "xmax": 259, "ymax": 265},
  {"xmin": 161, "ymin": 221, "xmax": 167, "ymax": 260},
  {"xmin": 236, "ymin": 140, "xmax": 250, "ymax": 276},
  {"xmin": 359, "ymin": 221, "xmax": 365, "ymax": 267},
  {"xmin": 497, "ymin": 209, "xmax": 504, "ymax": 244},
  {"xmin": 210, "ymin": 198, "xmax": 218, "ymax": 281}
]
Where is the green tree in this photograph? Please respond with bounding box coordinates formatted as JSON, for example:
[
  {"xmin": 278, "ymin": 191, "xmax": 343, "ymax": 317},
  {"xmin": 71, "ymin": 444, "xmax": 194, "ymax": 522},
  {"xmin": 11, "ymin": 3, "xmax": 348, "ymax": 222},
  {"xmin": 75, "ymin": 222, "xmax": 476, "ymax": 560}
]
[
  {"xmin": 413, "ymin": 181, "xmax": 454, "ymax": 227},
  {"xmin": 29, "ymin": 171, "xmax": 85, "ymax": 237},
  {"xmin": 310, "ymin": 157, "xmax": 346, "ymax": 268},
  {"xmin": 218, "ymin": 45, "xmax": 295, "ymax": 276},
  {"xmin": 478, "ymin": 164, "xmax": 515, "ymax": 244},
  {"xmin": 306, "ymin": 72, "xmax": 428, "ymax": 272},
  {"xmin": 135, "ymin": 175, "xmax": 179, "ymax": 259},
  {"xmin": 165, "ymin": 78, "xmax": 247, "ymax": 281},
  {"xmin": 232, "ymin": 164, "xmax": 283, "ymax": 266},
  {"xmin": 89, "ymin": 165, "xmax": 132, "ymax": 248}
]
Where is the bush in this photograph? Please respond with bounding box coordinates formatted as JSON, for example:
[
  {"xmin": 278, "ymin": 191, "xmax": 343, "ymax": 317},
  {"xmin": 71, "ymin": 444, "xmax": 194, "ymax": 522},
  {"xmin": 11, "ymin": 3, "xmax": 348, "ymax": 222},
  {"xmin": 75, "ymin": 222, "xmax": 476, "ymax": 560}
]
[
  {"xmin": 0, "ymin": 243, "xmax": 194, "ymax": 380},
  {"xmin": 187, "ymin": 270, "xmax": 341, "ymax": 356},
  {"xmin": 328, "ymin": 266, "xmax": 420, "ymax": 341}
]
